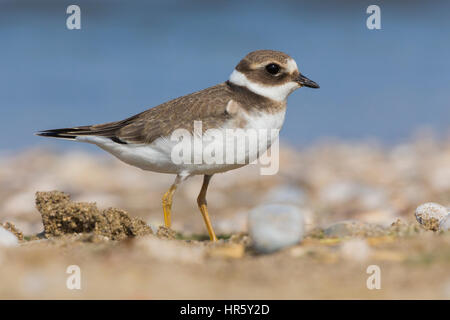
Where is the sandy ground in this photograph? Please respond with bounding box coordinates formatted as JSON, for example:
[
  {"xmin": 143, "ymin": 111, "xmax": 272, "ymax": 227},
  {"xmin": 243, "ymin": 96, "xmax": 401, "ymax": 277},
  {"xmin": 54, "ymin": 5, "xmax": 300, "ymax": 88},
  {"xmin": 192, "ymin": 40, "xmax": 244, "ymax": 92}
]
[{"xmin": 1, "ymin": 135, "xmax": 450, "ymax": 299}]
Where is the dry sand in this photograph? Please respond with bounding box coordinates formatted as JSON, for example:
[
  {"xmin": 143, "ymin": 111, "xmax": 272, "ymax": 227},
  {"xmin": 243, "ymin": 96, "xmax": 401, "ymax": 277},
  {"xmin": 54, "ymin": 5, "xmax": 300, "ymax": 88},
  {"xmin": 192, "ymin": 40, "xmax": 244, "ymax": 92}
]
[{"xmin": 1, "ymin": 136, "xmax": 450, "ymax": 299}]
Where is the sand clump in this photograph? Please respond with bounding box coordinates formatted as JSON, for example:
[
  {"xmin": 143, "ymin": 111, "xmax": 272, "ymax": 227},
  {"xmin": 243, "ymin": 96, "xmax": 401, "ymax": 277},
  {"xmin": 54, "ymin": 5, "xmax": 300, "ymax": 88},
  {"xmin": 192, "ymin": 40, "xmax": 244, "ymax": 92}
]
[
  {"xmin": 1, "ymin": 222, "xmax": 24, "ymax": 241},
  {"xmin": 35, "ymin": 191, "xmax": 152, "ymax": 241},
  {"xmin": 156, "ymin": 226, "xmax": 177, "ymax": 240}
]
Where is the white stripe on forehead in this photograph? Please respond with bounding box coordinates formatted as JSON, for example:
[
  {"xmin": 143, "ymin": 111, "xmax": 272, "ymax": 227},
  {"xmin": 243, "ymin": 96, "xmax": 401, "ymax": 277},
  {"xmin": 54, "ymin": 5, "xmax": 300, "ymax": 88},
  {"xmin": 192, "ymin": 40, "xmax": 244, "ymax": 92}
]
[
  {"xmin": 229, "ymin": 69, "xmax": 299, "ymax": 102},
  {"xmin": 285, "ymin": 58, "xmax": 298, "ymax": 73}
]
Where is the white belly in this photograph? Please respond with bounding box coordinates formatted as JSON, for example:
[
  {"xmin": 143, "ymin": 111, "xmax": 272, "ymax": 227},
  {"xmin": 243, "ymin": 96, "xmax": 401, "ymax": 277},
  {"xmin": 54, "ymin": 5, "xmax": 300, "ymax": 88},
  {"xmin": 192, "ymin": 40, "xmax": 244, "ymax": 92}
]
[{"xmin": 77, "ymin": 110, "xmax": 286, "ymax": 175}]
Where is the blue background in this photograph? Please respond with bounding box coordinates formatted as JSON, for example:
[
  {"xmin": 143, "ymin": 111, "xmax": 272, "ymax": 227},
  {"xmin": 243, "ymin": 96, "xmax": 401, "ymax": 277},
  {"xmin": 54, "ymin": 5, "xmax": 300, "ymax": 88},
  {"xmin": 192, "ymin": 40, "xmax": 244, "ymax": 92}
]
[{"xmin": 1, "ymin": 0, "xmax": 449, "ymax": 150}]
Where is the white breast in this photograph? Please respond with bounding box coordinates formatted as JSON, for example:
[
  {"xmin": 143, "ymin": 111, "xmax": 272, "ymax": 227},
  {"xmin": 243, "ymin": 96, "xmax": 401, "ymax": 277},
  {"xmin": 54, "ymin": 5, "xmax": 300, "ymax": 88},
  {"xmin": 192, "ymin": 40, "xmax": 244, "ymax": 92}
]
[
  {"xmin": 240, "ymin": 109, "xmax": 285, "ymax": 163},
  {"xmin": 243, "ymin": 109, "xmax": 286, "ymax": 133},
  {"xmin": 76, "ymin": 110, "xmax": 286, "ymax": 175}
]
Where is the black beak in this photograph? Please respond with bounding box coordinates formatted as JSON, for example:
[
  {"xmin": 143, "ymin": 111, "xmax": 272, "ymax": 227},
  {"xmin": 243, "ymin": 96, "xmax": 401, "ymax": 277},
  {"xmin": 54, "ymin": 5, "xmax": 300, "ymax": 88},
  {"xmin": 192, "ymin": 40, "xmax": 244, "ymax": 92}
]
[{"xmin": 296, "ymin": 74, "xmax": 320, "ymax": 89}]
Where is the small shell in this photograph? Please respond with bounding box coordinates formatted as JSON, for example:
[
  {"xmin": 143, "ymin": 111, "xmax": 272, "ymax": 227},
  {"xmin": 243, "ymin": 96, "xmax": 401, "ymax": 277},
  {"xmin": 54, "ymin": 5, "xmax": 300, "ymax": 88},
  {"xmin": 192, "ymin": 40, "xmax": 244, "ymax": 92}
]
[{"xmin": 415, "ymin": 202, "xmax": 448, "ymax": 231}]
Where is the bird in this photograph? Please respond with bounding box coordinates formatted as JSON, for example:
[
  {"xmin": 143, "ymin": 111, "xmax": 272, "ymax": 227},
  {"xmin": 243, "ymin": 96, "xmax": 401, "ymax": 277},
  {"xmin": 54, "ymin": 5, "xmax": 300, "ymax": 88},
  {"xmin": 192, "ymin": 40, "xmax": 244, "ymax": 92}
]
[{"xmin": 36, "ymin": 50, "xmax": 319, "ymax": 241}]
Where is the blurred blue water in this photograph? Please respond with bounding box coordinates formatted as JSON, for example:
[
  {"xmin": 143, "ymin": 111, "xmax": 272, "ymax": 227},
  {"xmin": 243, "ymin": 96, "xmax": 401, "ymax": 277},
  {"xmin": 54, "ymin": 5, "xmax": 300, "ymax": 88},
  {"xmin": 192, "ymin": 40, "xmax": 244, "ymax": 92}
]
[{"xmin": 0, "ymin": 0, "xmax": 449, "ymax": 151}]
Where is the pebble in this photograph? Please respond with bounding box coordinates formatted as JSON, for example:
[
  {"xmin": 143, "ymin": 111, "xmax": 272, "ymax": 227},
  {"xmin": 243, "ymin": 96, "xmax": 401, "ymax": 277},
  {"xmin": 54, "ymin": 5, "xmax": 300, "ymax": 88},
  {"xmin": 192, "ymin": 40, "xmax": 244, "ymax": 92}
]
[
  {"xmin": 0, "ymin": 226, "xmax": 19, "ymax": 247},
  {"xmin": 248, "ymin": 204, "xmax": 304, "ymax": 254},
  {"xmin": 415, "ymin": 202, "xmax": 448, "ymax": 231}
]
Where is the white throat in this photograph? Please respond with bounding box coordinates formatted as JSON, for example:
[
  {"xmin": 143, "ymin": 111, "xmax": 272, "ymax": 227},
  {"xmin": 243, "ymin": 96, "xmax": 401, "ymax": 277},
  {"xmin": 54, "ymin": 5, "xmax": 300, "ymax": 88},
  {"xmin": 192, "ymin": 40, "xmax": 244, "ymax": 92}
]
[{"xmin": 229, "ymin": 69, "xmax": 299, "ymax": 102}]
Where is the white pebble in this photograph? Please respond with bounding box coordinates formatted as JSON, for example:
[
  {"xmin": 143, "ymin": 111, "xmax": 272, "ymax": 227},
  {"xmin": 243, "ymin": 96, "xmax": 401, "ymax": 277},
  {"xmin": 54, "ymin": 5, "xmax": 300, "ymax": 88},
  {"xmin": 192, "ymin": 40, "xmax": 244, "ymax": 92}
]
[
  {"xmin": 415, "ymin": 202, "xmax": 448, "ymax": 230},
  {"xmin": 248, "ymin": 204, "xmax": 304, "ymax": 254},
  {"xmin": 0, "ymin": 227, "xmax": 19, "ymax": 247}
]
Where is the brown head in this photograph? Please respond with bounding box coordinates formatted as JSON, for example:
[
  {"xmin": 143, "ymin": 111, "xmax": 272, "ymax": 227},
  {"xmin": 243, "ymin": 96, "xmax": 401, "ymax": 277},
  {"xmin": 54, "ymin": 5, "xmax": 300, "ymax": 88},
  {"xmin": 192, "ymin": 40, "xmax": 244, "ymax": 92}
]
[{"xmin": 229, "ymin": 50, "xmax": 319, "ymax": 102}]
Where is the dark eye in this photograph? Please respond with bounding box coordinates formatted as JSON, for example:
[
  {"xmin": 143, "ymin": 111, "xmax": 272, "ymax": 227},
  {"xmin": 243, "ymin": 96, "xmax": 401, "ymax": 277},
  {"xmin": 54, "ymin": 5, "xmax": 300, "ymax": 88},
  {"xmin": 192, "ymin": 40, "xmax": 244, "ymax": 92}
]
[{"xmin": 265, "ymin": 63, "xmax": 280, "ymax": 75}]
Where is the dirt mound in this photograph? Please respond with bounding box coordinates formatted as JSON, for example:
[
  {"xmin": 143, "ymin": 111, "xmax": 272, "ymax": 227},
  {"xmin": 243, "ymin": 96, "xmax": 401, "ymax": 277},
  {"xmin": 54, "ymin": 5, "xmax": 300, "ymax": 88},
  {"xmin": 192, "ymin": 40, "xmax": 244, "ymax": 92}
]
[{"xmin": 35, "ymin": 191, "xmax": 153, "ymax": 240}]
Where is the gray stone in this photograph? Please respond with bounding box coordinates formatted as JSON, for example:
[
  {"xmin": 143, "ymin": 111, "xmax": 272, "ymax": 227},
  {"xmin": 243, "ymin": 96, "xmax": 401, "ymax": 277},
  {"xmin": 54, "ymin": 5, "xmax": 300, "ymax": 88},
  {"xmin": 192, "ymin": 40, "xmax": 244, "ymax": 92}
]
[{"xmin": 248, "ymin": 204, "xmax": 304, "ymax": 254}]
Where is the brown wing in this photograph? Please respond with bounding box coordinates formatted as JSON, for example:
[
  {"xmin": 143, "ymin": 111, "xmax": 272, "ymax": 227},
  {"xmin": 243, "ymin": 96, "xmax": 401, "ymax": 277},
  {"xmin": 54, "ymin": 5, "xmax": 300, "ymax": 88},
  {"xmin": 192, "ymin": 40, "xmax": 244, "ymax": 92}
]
[
  {"xmin": 37, "ymin": 82, "xmax": 236, "ymax": 144},
  {"xmin": 115, "ymin": 82, "xmax": 236, "ymax": 144}
]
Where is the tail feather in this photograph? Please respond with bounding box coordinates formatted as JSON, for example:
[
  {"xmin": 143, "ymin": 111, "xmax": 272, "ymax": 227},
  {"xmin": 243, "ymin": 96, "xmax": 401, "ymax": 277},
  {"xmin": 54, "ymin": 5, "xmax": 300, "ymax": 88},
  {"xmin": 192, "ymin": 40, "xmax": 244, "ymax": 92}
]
[
  {"xmin": 35, "ymin": 126, "xmax": 92, "ymax": 140},
  {"xmin": 35, "ymin": 113, "xmax": 143, "ymax": 143},
  {"xmin": 35, "ymin": 125, "xmax": 129, "ymax": 144}
]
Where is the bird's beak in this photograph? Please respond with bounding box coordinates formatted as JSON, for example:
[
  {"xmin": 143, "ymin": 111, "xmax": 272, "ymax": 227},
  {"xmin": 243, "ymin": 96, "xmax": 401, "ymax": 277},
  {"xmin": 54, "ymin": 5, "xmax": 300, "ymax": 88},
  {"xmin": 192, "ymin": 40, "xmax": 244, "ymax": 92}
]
[{"xmin": 296, "ymin": 74, "xmax": 320, "ymax": 89}]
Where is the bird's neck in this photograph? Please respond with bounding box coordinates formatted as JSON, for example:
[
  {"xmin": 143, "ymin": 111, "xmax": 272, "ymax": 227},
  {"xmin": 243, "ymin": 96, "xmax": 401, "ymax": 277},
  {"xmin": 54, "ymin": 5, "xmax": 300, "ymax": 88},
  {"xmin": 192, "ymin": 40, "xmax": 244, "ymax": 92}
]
[{"xmin": 225, "ymin": 80, "xmax": 287, "ymax": 115}]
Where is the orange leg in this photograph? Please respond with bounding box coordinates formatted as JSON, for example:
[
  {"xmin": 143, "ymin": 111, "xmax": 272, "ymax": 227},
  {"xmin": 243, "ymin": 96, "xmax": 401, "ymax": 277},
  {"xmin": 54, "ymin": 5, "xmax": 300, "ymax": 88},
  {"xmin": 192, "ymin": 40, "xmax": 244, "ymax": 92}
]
[
  {"xmin": 197, "ymin": 175, "xmax": 218, "ymax": 241},
  {"xmin": 161, "ymin": 174, "xmax": 189, "ymax": 228},
  {"xmin": 162, "ymin": 185, "xmax": 177, "ymax": 228}
]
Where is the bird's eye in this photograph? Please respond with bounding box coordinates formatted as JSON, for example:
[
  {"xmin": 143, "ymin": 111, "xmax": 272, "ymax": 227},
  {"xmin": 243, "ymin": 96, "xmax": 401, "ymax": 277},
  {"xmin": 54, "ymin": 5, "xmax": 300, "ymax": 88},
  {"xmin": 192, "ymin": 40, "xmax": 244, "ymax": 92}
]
[{"xmin": 265, "ymin": 63, "xmax": 280, "ymax": 75}]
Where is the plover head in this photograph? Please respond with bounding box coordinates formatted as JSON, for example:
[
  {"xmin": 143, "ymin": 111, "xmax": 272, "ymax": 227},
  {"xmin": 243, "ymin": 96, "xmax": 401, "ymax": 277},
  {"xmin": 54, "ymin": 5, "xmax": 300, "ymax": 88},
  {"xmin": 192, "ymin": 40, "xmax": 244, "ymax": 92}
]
[{"xmin": 229, "ymin": 50, "xmax": 319, "ymax": 102}]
